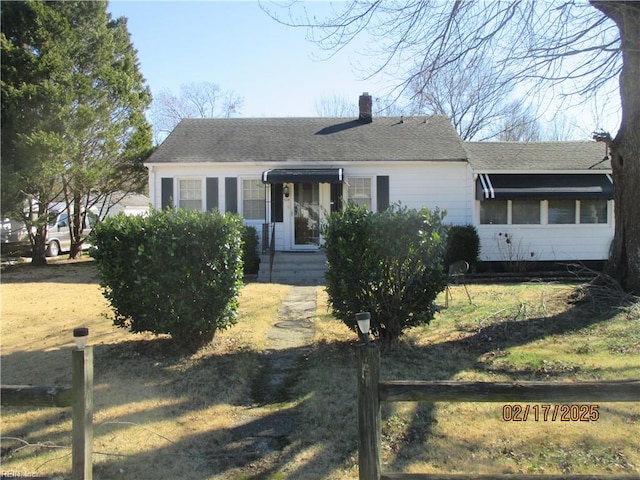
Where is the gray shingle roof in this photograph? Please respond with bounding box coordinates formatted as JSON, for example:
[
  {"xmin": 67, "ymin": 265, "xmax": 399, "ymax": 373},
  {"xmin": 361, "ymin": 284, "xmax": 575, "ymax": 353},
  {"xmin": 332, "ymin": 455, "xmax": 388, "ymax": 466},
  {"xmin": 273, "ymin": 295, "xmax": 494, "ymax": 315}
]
[
  {"xmin": 465, "ymin": 141, "xmax": 611, "ymax": 172},
  {"xmin": 146, "ymin": 116, "xmax": 467, "ymax": 164}
]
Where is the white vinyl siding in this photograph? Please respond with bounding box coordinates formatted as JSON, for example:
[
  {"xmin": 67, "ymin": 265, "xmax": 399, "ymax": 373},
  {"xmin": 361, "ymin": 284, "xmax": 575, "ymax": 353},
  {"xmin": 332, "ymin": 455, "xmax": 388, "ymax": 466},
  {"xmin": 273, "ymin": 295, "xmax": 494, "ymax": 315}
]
[{"xmin": 149, "ymin": 163, "xmax": 613, "ymax": 263}]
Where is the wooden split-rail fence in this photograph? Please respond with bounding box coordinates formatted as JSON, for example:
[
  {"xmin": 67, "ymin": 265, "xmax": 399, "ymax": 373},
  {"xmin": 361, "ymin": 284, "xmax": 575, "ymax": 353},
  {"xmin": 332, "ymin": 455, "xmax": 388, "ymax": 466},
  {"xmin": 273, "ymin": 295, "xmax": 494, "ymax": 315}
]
[
  {"xmin": 2, "ymin": 340, "xmax": 94, "ymax": 480},
  {"xmin": 357, "ymin": 339, "xmax": 640, "ymax": 480}
]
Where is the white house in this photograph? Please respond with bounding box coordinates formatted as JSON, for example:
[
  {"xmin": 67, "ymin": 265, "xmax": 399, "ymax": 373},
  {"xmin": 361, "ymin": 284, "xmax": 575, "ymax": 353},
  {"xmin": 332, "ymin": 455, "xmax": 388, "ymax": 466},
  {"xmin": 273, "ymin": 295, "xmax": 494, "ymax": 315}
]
[
  {"xmin": 466, "ymin": 141, "xmax": 613, "ymax": 266},
  {"xmin": 145, "ymin": 93, "xmax": 613, "ymax": 280}
]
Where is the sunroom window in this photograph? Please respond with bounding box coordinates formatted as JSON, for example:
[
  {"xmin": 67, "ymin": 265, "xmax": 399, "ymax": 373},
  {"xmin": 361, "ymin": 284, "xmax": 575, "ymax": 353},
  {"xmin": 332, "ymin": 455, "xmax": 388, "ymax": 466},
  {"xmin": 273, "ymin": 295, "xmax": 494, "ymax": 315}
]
[
  {"xmin": 480, "ymin": 200, "xmax": 507, "ymax": 224},
  {"xmin": 580, "ymin": 199, "xmax": 607, "ymax": 224},
  {"xmin": 548, "ymin": 200, "xmax": 576, "ymax": 224},
  {"xmin": 512, "ymin": 200, "xmax": 540, "ymax": 224}
]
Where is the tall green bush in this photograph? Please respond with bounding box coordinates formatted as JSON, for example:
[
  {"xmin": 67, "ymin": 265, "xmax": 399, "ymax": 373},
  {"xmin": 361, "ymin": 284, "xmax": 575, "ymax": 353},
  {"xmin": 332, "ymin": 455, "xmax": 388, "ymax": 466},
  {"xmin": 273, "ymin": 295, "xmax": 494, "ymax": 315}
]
[
  {"xmin": 90, "ymin": 209, "xmax": 244, "ymax": 352},
  {"xmin": 322, "ymin": 204, "xmax": 448, "ymax": 346},
  {"xmin": 444, "ymin": 224, "xmax": 480, "ymax": 269},
  {"xmin": 241, "ymin": 225, "xmax": 260, "ymax": 275}
]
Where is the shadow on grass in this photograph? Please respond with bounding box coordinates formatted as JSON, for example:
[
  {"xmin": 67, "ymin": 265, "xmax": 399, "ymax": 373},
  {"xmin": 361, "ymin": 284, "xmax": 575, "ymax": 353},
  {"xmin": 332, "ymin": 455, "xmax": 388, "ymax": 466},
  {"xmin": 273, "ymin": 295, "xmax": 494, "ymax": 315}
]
[
  {"xmin": 378, "ymin": 296, "xmax": 632, "ymax": 474},
  {"xmin": 0, "ymin": 260, "xmax": 99, "ymax": 285},
  {"xmin": 1, "ymin": 293, "xmax": 635, "ymax": 479},
  {"xmin": 1, "ymin": 337, "xmax": 359, "ymax": 479}
]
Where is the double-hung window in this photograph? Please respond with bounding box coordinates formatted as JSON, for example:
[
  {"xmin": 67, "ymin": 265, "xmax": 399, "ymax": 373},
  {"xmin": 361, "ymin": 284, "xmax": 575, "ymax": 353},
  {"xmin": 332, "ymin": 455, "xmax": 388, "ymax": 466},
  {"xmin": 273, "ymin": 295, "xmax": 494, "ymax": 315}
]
[
  {"xmin": 178, "ymin": 179, "xmax": 203, "ymax": 211},
  {"xmin": 242, "ymin": 179, "xmax": 265, "ymax": 220},
  {"xmin": 347, "ymin": 177, "xmax": 372, "ymax": 209}
]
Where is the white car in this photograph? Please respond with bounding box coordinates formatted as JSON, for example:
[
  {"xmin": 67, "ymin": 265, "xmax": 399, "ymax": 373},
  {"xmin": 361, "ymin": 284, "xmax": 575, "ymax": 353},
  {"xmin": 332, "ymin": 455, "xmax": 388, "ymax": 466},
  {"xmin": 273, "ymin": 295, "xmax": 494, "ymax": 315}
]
[
  {"xmin": 45, "ymin": 211, "xmax": 95, "ymax": 257},
  {"xmin": 1, "ymin": 211, "xmax": 95, "ymax": 257},
  {"xmin": 1, "ymin": 218, "xmax": 30, "ymax": 254}
]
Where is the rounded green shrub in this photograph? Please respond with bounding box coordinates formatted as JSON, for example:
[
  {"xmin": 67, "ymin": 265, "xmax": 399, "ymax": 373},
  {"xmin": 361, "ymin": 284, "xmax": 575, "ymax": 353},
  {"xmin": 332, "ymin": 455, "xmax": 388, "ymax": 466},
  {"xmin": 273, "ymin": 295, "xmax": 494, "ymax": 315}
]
[
  {"xmin": 322, "ymin": 203, "xmax": 448, "ymax": 346},
  {"xmin": 90, "ymin": 208, "xmax": 244, "ymax": 352},
  {"xmin": 444, "ymin": 224, "xmax": 480, "ymax": 269}
]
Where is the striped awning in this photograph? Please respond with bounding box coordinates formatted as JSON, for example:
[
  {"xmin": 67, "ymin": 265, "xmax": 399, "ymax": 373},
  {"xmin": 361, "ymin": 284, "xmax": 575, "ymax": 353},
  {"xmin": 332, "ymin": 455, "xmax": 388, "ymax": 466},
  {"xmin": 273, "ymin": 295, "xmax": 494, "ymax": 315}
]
[
  {"xmin": 476, "ymin": 174, "xmax": 613, "ymax": 200},
  {"xmin": 262, "ymin": 168, "xmax": 343, "ymax": 184}
]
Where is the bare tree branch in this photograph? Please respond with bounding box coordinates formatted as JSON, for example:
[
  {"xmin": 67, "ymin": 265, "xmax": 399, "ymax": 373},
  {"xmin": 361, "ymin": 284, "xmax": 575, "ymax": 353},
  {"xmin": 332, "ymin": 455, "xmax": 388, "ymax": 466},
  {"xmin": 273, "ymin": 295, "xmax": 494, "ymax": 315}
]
[
  {"xmin": 149, "ymin": 81, "xmax": 244, "ymax": 144},
  {"xmin": 262, "ymin": 0, "xmax": 640, "ymax": 293},
  {"xmin": 263, "ymin": 1, "xmax": 620, "ymax": 103}
]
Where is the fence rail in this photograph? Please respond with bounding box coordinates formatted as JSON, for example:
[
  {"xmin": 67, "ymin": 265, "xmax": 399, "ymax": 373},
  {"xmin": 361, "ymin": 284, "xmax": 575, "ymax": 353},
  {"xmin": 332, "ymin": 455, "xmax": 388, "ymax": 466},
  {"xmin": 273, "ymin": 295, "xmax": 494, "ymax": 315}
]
[
  {"xmin": 380, "ymin": 474, "xmax": 638, "ymax": 480},
  {"xmin": 379, "ymin": 379, "xmax": 640, "ymax": 403},
  {"xmin": 357, "ymin": 342, "xmax": 640, "ymax": 480},
  {"xmin": 1, "ymin": 336, "xmax": 93, "ymax": 480},
  {"xmin": 1, "ymin": 385, "xmax": 72, "ymax": 408}
]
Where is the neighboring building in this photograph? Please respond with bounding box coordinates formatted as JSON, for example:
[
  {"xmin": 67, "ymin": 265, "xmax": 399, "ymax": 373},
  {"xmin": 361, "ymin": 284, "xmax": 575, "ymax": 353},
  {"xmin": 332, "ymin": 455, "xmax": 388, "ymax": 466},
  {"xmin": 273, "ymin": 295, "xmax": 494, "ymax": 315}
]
[
  {"xmin": 103, "ymin": 193, "xmax": 150, "ymax": 217},
  {"xmin": 144, "ymin": 93, "xmax": 614, "ymax": 277}
]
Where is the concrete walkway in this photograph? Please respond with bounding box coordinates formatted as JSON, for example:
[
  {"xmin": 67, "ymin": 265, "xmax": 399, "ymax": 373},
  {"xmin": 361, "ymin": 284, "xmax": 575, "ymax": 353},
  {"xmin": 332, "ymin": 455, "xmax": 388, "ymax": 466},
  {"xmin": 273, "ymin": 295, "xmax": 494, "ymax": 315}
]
[
  {"xmin": 257, "ymin": 285, "xmax": 317, "ymax": 404},
  {"xmin": 228, "ymin": 286, "xmax": 317, "ymax": 461},
  {"xmin": 266, "ymin": 286, "xmax": 317, "ymax": 350}
]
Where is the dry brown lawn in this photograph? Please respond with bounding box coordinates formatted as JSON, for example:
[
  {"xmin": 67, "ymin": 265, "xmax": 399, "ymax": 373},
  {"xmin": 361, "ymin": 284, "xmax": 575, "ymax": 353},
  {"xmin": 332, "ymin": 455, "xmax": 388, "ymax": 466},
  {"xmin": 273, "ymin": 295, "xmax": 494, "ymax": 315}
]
[
  {"xmin": 1, "ymin": 259, "xmax": 293, "ymax": 479},
  {"xmin": 1, "ymin": 259, "xmax": 639, "ymax": 479}
]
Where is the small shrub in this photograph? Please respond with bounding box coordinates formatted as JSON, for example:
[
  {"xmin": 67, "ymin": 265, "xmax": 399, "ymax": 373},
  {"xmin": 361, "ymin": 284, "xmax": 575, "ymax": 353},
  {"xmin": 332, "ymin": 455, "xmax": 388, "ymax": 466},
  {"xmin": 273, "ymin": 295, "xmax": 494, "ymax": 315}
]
[
  {"xmin": 242, "ymin": 225, "xmax": 260, "ymax": 275},
  {"xmin": 496, "ymin": 231, "xmax": 538, "ymax": 272},
  {"xmin": 322, "ymin": 203, "xmax": 448, "ymax": 346},
  {"xmin": 90, "ymin": 209, "xmax": 244, "ymax": 352},
  {"xmin": 444, "ymin": 224, "xmax": 480, "ymax": 268}
]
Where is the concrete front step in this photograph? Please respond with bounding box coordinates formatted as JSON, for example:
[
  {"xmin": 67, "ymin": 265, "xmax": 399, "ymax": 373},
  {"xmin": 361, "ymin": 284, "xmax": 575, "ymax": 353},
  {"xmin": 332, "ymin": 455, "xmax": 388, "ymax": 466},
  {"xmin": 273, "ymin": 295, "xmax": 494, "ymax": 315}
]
[{"xmin": 258, "ymin": 252, "xmax": 327, "ymax": 285}]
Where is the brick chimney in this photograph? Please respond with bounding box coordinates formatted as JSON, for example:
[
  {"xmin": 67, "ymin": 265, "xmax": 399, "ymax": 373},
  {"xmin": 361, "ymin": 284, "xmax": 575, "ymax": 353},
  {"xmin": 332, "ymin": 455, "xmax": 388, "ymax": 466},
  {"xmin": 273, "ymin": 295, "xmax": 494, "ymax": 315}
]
[{"xmin": 359, "ymin": 92, "xmax": 372, "ymax": 123}]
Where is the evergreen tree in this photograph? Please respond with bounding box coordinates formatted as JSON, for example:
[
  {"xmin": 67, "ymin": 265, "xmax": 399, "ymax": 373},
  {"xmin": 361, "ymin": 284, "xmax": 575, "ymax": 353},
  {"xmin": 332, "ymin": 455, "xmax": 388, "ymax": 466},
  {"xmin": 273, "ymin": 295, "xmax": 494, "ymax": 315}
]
[{"xmin": 1, "ymin": 1, "xmax": 152, "ymax": 263}]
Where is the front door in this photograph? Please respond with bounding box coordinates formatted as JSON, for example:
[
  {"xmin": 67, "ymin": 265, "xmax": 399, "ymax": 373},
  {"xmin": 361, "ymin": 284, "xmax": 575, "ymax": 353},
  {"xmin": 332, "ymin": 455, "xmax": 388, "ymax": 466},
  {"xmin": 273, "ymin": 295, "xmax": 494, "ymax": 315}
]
[{"xmin": 293, "ymin": 182, "xmax": 320, "ymax": 248}]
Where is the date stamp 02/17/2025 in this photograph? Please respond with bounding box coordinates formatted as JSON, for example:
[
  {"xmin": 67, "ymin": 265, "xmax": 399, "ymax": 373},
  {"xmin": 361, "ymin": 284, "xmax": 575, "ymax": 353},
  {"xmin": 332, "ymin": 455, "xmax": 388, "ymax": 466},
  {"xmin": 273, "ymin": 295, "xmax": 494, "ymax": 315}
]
[
  {"xmin": 502, "ymin": 404, "xmax": 600, "ymax": 422},
  {"xmin": 0, "ymin": 472, "xmax": 39, "ymax": 478}
]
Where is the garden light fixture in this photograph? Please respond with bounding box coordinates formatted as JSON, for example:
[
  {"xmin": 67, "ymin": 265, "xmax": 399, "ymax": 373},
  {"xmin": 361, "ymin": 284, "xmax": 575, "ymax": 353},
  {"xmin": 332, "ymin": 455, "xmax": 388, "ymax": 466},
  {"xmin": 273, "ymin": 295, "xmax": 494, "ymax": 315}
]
[
  {"xmin": 73, "ymin": 327, "xmax": 89, "ymax": 349},
  {"xmin": 356, "ymin": 312, "xmax": 371, "ymax": 344}
]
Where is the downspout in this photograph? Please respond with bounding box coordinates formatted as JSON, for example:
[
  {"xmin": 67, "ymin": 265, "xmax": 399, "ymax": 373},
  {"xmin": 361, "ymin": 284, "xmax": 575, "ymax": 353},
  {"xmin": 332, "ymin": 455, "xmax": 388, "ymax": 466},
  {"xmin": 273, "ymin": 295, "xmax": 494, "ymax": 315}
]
[
  {"xmin": 264, "ymin": 184, "xmax": 271, "ymax": 254},
  {"xmin": 472, "ymin": 172, "xmax": 479, "ymax": 226},
  {"xmin": 148, "ymin": 165, "xmax": 156, "ymax": 210}
]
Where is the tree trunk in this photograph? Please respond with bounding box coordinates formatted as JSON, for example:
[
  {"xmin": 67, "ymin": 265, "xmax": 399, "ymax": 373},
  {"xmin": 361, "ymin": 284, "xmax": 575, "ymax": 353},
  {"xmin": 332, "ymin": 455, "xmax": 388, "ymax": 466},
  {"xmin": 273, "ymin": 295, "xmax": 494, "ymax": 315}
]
[
  {"xmin": 31, "ymin": 227, "xmax": 48, "ymax": 266},
  {"xmin": 592, "ymin": 2, "xmax": 640, "ymax": 294},
  {"xmin": 30, "ymin": 201, "xmax": 49, "ymax": 266},
  {"xmin": 69, "ymin": 195, "xmax": 83, "ymax": 259}
]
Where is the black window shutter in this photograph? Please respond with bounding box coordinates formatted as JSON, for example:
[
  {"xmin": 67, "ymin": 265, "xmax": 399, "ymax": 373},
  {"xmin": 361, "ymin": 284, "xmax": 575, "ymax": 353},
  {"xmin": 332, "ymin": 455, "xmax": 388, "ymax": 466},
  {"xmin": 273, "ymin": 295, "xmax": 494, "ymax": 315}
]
[
  {"xmin": 161, "ymin": 178, "xmax": 173, "ymax": 210},
  {"xmin": 271, "ymin": 184, "xmax": 284, "ymax": 222},
  {"xmin": 225, "ymin": 177, "xmax": 238, "ymax": 214},
  {"xmin": 377, "ymin": 176, "xmax": 390, "ymax": 212},
  {"xmin": 330, "ymin": 183, "xmax": 343, "ymax": 213},
  {"xmin": 206, "ymin": 177, "xmax": 219, "ymax": 211}
]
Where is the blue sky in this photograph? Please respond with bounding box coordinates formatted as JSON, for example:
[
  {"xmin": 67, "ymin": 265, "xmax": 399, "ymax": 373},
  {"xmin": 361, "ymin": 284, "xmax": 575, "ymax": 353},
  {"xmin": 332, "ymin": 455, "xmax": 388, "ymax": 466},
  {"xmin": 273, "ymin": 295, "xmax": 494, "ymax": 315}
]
[
  {"xmin": 107, "ymin": 1, "xmax": 379, "ymax": 117},
  {"xmin": 107, "ymin": 1, "xmax": 620, "ymax": 138}
]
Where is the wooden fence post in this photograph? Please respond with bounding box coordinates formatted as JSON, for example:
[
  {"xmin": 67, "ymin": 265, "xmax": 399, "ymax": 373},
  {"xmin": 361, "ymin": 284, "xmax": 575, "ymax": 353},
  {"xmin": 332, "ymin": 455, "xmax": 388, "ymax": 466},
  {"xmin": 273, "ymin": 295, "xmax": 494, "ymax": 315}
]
[
  {"xmin": 72, "ymin": 332, "xmax": 93, "ymax": 480},
  {"xmin": 358, "ymin": 340, "xmax": 381, "ymax": 480}
]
